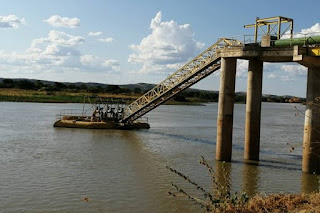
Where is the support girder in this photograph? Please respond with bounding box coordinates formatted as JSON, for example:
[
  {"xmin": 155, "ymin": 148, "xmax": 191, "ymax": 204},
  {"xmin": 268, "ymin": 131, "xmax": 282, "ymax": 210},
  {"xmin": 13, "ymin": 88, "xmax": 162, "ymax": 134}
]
[{"xmin": 121, "ymin": 38, "xmax": 242, "ymax": 123}]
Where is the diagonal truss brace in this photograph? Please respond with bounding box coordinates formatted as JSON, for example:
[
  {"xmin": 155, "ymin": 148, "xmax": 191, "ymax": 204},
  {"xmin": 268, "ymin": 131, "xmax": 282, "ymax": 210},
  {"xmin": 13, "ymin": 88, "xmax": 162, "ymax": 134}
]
[{"xmin": 121, "ymin": 38, "xmax": 242, "ymax": 123}]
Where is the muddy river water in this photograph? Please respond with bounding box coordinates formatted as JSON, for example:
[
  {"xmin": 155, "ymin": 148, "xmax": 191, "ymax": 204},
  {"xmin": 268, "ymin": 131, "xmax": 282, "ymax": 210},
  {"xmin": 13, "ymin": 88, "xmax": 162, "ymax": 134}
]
[{"xmin": 0, "ymin": 102, "xmax": 319, "ymax": 212}]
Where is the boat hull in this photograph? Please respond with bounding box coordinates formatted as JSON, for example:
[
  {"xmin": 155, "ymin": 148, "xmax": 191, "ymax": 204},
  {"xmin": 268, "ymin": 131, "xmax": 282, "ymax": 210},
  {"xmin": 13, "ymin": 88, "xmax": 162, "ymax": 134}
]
[{"xmin": 53, "ymin": 119, "xmax": 150, "ymax": 130}]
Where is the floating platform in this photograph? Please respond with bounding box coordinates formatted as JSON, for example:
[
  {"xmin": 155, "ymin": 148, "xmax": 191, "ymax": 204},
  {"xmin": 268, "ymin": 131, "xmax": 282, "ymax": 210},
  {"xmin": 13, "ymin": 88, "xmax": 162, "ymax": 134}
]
[
  {"xmin": 54, "ymin": 116, "xmax": 150, "ymax": 130},
  {"xmin": 53, "ymin": 96, "xmax": 150, "ymax": 130},
  {"xmin": 53, "ymin": 116, "xmax": 150, "ymax": 130}
]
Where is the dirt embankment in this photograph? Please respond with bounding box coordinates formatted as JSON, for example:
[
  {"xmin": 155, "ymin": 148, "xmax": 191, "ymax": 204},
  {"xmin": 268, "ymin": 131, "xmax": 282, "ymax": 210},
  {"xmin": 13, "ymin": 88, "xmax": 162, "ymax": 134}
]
[{"xmin": 218, "ymin": 193, "xmax": 320, "ymax": 213}]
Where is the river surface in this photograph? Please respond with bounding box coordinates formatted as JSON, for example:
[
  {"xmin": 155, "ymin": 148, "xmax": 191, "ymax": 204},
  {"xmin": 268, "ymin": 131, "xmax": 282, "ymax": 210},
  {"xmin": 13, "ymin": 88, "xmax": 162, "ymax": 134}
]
[{"xmin": 0, "ymin": 102, "xmax": 319, "ymax": 212}]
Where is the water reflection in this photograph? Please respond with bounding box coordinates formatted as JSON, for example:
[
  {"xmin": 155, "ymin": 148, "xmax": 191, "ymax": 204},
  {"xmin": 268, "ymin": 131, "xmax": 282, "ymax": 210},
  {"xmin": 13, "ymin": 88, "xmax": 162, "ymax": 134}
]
[
  {"xmin": 301, "ymin": 173, "xmax": 320, "ymax": 194},
  {"xmin": 108, "ymin": 130, "xmax": 198, "ymax": 212},
  {"xmin": 121, "ymin": 130, "xmax": 142, "ymax": 144},
  {"xmin": 214, "ymin": 161, "xmax": 231, "ymax": 193},
  {"xmin": 242, "ymin": 161, "xmax": 260, "ymax": 197}
]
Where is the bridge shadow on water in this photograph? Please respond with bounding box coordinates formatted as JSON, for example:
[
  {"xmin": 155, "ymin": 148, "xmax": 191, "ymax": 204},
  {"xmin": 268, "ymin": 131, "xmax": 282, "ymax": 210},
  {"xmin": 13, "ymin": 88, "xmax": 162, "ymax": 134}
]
[
  {"xmin": 147, "ymin": 130, "xmax": 302, "ymax": 163},
  {"xmin": 132, "ymin": 129, "xmax": 318, "ymax": 195},
  {"xmin": 146, "ymin": 130, "xmax": 215, "ymax": 145},
  {"xmin": 232, "ymin": 160, "xmax": 301, "ymax": 172},
  {"xmin": 146, "ymin": 130, "xmax": 319, "ymax": 192}
]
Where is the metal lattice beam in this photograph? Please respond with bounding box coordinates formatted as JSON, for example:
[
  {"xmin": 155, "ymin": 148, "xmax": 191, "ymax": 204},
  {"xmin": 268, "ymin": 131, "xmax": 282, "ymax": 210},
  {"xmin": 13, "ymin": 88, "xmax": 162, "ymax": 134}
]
[
  {"xmin": 120, "ymin": 38, "xmax": 242, "ymax": 123},
  {"xmin": 244, "ymin": 16, "xmax": 294, "ymax": 42}
]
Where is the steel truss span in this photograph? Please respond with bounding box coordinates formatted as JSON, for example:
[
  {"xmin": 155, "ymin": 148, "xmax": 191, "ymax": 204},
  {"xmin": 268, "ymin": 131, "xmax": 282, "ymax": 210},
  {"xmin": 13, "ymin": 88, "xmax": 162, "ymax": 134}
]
[{"xmin": 121, "ymin": 38, "xmax": 242, "ymax": 123}]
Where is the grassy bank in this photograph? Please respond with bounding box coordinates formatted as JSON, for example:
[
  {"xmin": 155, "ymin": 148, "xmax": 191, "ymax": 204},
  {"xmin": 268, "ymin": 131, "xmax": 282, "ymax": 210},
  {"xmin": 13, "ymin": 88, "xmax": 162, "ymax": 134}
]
[
  {"xmin": 168, "ymin": 157, "xmax": 320, "ymax": 213},
  {"xmin": 0, "ymin": 78, "xmax": 306, "ymax": 104},
  {"xmin": 215, "ymin": 193, "xmax": 320, "ymax": 213},
  {"xmin": 0, "ymin": 88, "xmax": 205, "ymax": 105}
]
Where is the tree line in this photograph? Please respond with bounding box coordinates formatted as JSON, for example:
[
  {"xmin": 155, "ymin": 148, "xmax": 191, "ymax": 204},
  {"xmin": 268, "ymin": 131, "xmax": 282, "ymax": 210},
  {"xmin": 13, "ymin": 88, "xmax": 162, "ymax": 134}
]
[
  {"xmin": 0, "ymin": 78, "xmax": 302, "ymax": 103},
  {"xmin": 0, "ymin": 78, "xmax": 223, "ymax": 102},
  {"xmin": 0, "ymin": 79, "xmax": 132, "ymax": 94}
]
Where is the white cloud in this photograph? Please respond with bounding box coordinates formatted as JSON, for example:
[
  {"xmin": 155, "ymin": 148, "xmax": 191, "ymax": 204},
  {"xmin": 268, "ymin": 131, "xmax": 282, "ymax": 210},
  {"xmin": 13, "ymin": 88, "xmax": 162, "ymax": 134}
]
[
  {"xmin": 0, "ymin": 15, "xmax": 25, "ymax": 29},
  {"xmin": 97, "ymin": 37, "xmax": 114, "ymax": 43},
  {"xmin": 128, "ymin": 11, "xmax": 204, "ymax": 74},
  {"xmin": 0, "ymin": 30, "xmax": 119, "ymax": 74},
  {"xmin": 26, "ymin": 30, "xmax": 84, "ymax": 66},
  {"xmin": 88, "ymin": 31, "xmax": 103, "ymax": 36},
  {"xmin": 267, "ymin": 73, "xmax": 276, "ymax": 79},
  {"xmin": 282, "ymin": 64, "xmax": 307, "ymax": 76},
  {"xmin": 103, "ymin": 59, "xmax": 120, "ymax": 71},
  {"xmin": 80, "ymin": 55, "xmax": 119, "ymax": 71},
  {"xmin": 236, "ymin": 60, "xmax": 248, "ymax": 78},
  {"xmin": 44, "ymin": 15, "xmax": 80, "ymax": 28},
  {"xmin": 80, "ymin": 54, "xmax": 102, "ymax": 66},
  {"xmin": 279, "ymin": 75, "xmax": 294, "ymax": 81},
  {"xmin": 263, "ymin": 63, "xmax": 306, "ymax": 82},
  {"xmin": 299, "ymin": 23, "xmax": 320, "ymax": 36},
  {"xmin": 282, "ymin": 23, "xmax": 320, "ymax": 38}
]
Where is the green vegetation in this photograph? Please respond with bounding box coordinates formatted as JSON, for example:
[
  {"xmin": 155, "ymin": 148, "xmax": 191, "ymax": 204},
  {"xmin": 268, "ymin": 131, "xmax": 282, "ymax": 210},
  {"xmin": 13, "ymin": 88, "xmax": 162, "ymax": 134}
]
[
  {"xmin": 0, "ymin": 92, "xmax": 85, "ymax": 103},
  {"xmin": 167, "ymin": 157, "xmax": 320, "ymax": 213},
  {"xmin": 167, "ymin": 98, "xmax": 320, "ymax": 212},
  {"xmin": 0, "ymin": 88, "xmax": 139, "ymax": 104},
  {"xmin": 0, "ymin": 78, "xmax": 305, "ymax": 104},
  {"xmin": 0, "ymin": 78, "xmax": 131, "ymax": 94},
  {"xmin": 167, "ymin": 157, "xmax": 249, "ymax": 212},
  {"xmin": 0, "ymin": 78, "xmax": 216, "ymax": 104}
]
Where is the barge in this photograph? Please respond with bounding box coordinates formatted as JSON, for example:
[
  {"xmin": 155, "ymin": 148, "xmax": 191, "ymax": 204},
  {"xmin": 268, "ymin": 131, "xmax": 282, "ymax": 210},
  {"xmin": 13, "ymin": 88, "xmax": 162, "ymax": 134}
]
[{"xmin": 53, "ymin": 96, "xmax": 150, "ymax": 130}]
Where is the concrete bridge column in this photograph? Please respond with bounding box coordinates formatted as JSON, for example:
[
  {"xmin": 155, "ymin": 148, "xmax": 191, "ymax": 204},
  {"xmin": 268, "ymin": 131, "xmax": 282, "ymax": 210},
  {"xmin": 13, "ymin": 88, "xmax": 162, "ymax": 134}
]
[
  {"xmin": 244, "ymin": 59, "xmax": 263, "ymax": 161},
  {"xmin": 216, "ymin": 57, "xmax": 237, "ymax": 161},
  {"xmin": 302, "ymin": 66, "xmax": 320, "ymax": 174}
]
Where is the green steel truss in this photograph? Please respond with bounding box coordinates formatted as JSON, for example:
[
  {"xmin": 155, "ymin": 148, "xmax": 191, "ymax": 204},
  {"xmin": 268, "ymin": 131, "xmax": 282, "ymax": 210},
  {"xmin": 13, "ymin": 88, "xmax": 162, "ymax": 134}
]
[{"xmin": 120, "ymin": 38, "xmax": 242, "ymax": 123}]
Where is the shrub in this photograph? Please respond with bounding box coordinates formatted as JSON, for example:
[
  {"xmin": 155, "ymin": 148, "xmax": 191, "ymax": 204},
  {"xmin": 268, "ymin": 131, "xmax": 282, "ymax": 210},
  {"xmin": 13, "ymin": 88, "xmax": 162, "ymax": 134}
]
[{"xmin": 167, "ymin": 156, "xmax": 248, "ymax": 212}]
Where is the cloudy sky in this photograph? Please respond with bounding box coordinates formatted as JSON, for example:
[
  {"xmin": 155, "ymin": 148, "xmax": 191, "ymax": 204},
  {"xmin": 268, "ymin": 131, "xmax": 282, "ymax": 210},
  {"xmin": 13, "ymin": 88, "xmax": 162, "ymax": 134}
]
[{"xmin": 0, "ymin": 0, "xmax": 320, "ymax": 97}]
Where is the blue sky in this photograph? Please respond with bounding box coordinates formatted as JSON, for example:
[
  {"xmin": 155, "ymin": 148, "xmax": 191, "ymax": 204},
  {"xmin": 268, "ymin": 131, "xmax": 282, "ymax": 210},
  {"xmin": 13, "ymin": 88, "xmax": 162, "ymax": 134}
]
[{"xmin": 0, "ymin": 0, "xmax": 320, "ymax": 97}]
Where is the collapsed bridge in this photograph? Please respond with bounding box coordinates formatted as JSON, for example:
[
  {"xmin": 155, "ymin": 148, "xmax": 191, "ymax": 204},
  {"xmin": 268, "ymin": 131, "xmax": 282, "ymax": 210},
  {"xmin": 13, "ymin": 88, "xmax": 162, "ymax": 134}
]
[{"xmin": 120, "ymin": 16, "xmax": 320, "ymax": 174}]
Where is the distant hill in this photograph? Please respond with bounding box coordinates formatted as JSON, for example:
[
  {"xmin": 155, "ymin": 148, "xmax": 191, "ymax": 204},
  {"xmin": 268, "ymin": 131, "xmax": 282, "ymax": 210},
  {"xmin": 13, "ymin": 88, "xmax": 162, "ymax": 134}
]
[
  {"xmin": 0, "ymin": 77, "xmax": 305, "ymax": 103},
  {"xmin": 0, "ymin": 77, "xmax": 154, "ymax": 90}
]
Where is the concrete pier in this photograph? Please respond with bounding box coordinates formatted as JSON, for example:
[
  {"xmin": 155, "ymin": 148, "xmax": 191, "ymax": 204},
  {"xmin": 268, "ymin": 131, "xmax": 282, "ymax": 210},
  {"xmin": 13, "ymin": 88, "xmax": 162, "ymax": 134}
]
[
  {"xmin": 217, "ymin": 44, "xmax": 320, "ymax": 173},
  {"xmin": 216, "ymin": 58, "xmax": 237, "ymax": 161},
  {"xmin": 302, "ymin": 67, "xmax": 320, "ymax": 174},
  {"xmin": 244, "ymin": 60, "xmax": 263, "ymax": 161}
]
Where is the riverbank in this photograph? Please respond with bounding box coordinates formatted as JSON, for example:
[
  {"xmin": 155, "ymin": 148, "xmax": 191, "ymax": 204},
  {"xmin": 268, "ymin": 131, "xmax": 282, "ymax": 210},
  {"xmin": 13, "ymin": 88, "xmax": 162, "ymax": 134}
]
[
  {"xmin": 0, "ymin": 78, "xmax": 306, "ymax": 105},
  {"xmin": 219, "ymin": 192, "xmax": 320, "ymax": 213},
  {"xmin": 0, "ymin": 88, "xmax": 306, "ymax": 106},
  {"xmin": 0, "ymin": 88, "xmax": 205, "ymax": 105}
]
